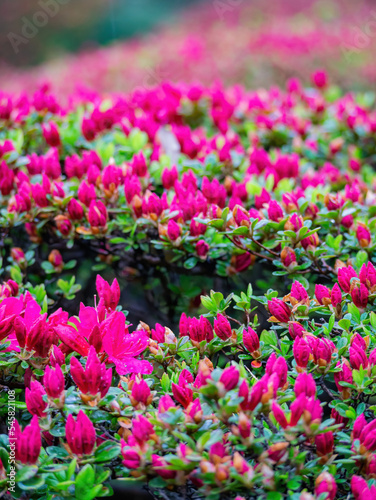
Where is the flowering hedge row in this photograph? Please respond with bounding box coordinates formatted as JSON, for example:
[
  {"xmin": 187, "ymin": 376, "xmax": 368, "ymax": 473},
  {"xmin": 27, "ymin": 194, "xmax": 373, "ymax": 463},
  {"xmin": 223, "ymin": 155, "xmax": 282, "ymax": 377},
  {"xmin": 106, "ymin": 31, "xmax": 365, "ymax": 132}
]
[
  {"xmin": 1, "ymin": 76, "xmax": 376, "ymax": 312},
  {"xmin": 1, "ymin": 0, "xmax": 376, "ymax": 96},
  {"xmin": 3, "ymin": 258, "xmax": 376, "ymax": 498}
]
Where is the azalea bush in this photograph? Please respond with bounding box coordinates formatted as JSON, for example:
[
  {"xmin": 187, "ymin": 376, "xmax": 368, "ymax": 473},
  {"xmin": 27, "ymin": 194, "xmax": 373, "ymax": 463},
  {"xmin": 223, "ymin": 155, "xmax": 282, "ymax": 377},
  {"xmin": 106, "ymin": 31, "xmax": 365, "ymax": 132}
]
[
  {"xmin": 2, "ymin": 70, "xmax": 376, "ymax": 499},
  {"xmin": 3, "ymin": 264, "xmax": 376, "ymax": 499},
  {"xmin": 2, "ymin": 75, "xmax": 376, "ymax": 318}
]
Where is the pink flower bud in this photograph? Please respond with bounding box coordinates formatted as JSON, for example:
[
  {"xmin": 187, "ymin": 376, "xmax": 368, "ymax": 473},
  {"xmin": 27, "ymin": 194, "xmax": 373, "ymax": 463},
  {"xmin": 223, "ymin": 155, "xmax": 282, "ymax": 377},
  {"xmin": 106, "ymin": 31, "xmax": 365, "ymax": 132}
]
[
  {"xmin": 219, "ymin": 366, "xmax": 239, "ymax": 390},
  {"xmin": 121, "ymin": 445, "xmax": 141, "ymax": 469},
  {"xmin": 214, "ymin": 314, "xmax": 232, "ymax": 340},
  {"xmin": 158, "ymin": 395, "xmax": 176, "ymax": 414},
  {"xmin": 243, "ymin": 328, "xmax": 260, "ymax": 356},
  {"xmin": 337, "ymin": 266, "xmax": 357, "ymax": 293},
  {"xmin": 268, "ymin": 298, "xmax": 291, "ymax": 322},
  {"xmin": 172, "ymin": 382, "xmax": 193, "ymax": 408},
  {"xmin": 351, "ymin": 283, "xmax": 369, "ymax": 308},
  {"xmin": 130, "ymin": 378, "xmax": 152, "ymax": 407},
  {"xmin": 66, "ymin": 411, "xmax": 96, "ymax": 455},
  {"xmin": 281, "ymin": 247, "xmax": 296, "ymax": 268},
  {"xmin": 311, "ymin": 70, "xmax": 328, "ymax": 89},
  {"xmin": 272, "ymin": 402, "xmax": 288, "ymax": 428},
  {"xmin": 294, "ymin": 372, "xmax": 316, "ymax": 397},
  {"xmin": 67, "ymin": 198, "xmax": 84, "ymax": 220},
  {"xmin": 132, "ymin": 414, "xmax": 154, "ymax": 444},
  {"xmin": 359, "ymin": 262, "xmax": 376, "ymax": 290},
  {"xmin": 254, "ymin": 188, "xmax": 271, "ymax": 209},
  {"xmin": 293, "ymin": 337, "xmax": 311, "ymax": 369},
  {"xmin": 88, "ymin": 200, "xmax": 107, "ymax": 228},
  {"xmin": 196, "ymin": 239, "xmax": 209, "ymax": 258},
  {"xmin": 288, "ymin": 321, "xmax": 305, "ymax": 339},
  {"xmin": 43, "ymin": 365, "xmax": 65, "ymax": 398},
  {"xmin": 331, "ymin": 283, "xmax": 342, "ymax": 308},
  {"xmin": 82, "ymin": 118, "xmax": 97, "ymax": 141},
  {"xmin": 357, "ymin": 224, "xmax": 371, "ymax": 248},
  {"xmin": 162, "ymin": 166, "xmax": 178, "ymax": 189},
  {"xmin": 290, "ymin": 281, "xmax": 308, "ymax": 302},
  {"xmin": 78, "ymin": 181, "xmax": 96, "ymax": 207},
  {"xmin": 167, "ymin": 220, "xmax": 181, "ymax": 241},
  {"xmin": 315, "ymin": 432, "xmax": 334, "ymax": 458},
  {"xmin": 267, "ymin": 200, "xmax": 284, "ymax": 222},
  {"xmin": 71, "ymin": 346, "xmax": 112, "ymax": 398},
  {"xmin": 315, "ymin": 472, "xmax": 337, "ymax": 500},
  {"xmin": 12, "ymin": 416, "xmax": 41, "ymax": 465},
  {"xmin": 26, "ymin": 380, "xmax": 48, "ymax": 417},
  {"xmin": 315, "ymin": 284, "xmax": 331, "ymax": 305},
  {"xmin": 42, "ymin": 121, "xmax": 60, "ymax": 147},
  {"xmin": 349, "ymin": 345, "xmax": 368, "ymax": 370}
]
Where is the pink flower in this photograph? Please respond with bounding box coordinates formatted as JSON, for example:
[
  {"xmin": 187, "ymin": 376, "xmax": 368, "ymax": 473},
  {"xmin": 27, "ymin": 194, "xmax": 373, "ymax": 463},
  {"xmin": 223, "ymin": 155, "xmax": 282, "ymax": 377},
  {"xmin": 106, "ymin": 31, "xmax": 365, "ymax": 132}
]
[
  {"xmin": 214, "ymin": 314, "xmax": 232, "ymax": 340},
  {"xmin": 26, "ymin": 381, "xmax": 48, "ymax": 417},
  {"xmin": 102, "ymin": 312, "xmax": 152, "ymax": 375},
  {"xmin": 96, "ymin": 275, "xmax": 120, "ymax": 311},
  {"xmin": 357, "ymin": 224, "xmax": 371, "ymax": 248},
  {"xmin": 243, "ymin": 328, "xmax": 260, "ymax": 355},
  {"xmin": 268, "ymin": 298, "xmax": 291, "ymax": 322},
  {"xmin": 43, "ymin": 364, "xmax": 65, "ymax": 399},
  {"xmin": 66, "ymin": 411, "xmax": 96, "ymax": 456},
  {"xmin": 337, "ymin": 266, "xmax": 357, "ymax": 293},
  {"xmin": 12, "ymin": 416, "xmax": 41, "ymax": 465},
  {"xmin": 71, "ymin": 346, "xmax": 112, "ymax": 398}
]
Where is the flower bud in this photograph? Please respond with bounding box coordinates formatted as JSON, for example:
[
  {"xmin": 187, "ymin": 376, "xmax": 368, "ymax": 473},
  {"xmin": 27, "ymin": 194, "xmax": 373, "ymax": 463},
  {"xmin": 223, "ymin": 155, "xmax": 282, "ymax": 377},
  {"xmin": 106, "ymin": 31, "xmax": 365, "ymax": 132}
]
[{"xmin": 214, "ymin": 314, "xmax": 232, "ymax": 340}]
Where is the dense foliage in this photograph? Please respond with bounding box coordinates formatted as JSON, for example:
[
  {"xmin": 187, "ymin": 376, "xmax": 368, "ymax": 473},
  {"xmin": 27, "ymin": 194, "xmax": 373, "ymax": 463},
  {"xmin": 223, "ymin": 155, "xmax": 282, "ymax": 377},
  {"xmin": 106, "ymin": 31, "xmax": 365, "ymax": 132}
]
[{"xmin": 2, "ymin": 64, "xmax": 376, "ymax": 498}]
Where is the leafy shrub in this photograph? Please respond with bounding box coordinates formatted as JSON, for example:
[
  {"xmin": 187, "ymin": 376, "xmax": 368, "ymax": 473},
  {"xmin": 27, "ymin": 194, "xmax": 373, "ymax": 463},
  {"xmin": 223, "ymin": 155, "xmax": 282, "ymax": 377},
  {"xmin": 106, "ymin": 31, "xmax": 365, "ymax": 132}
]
[{"xmin": 2, "ymin": 75, "xmax": 376, "ymax": 499}]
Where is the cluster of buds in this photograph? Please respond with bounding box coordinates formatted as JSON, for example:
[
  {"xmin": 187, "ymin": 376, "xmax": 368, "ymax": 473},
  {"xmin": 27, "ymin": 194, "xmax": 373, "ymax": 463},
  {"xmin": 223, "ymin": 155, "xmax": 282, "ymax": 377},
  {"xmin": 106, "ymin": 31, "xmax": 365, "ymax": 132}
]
[{"xmin": 179, "ymin": 313, "xmax": 213, "ymax": 346}]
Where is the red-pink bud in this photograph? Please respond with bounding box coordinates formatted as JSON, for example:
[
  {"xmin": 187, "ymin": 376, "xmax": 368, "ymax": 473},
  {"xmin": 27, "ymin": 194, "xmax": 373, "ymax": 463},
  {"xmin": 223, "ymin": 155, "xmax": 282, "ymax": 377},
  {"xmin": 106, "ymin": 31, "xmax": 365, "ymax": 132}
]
[
  {"xmin": 294, "ymin": 372, "xmax": 316, "ymax": 397},
  {"xmin": 357, "ymin": 224, "xmax": 371, "ymax": 248},
  {"xmin": 315, "ymin": 432, "xmax": 334, "ymax": 457},
  {"xmin": 196, "ymin": 239, "xmax": 209, "ymax": 258},
  {"xmin": 311, "ymin": 70, "xmax": 328, "ymax": 89},
  {"xmin": 288, "ymin": 321, "xmax": 305, "ymax": 339},
  {"xmin": 12, "ymin": 416, "xmax": 41, "ymax": 465},
  {"xmin": 66, "ymin": 411, "xmax": 96, "ymax": 455},
  {"xmin": 42, "ymin": 121, "xmax": 61, "ymax": 147},
  {"xmin": 293, "ymin": 337, "xmax": 311, "ymax": 369},
  {"xmin": 172, "ymin": 382, "xmax": 193, "ymax": 408},
  {"xmin": 315, "ymin": 471, "xmax": 337, "ymax": 498},
  {"xmin": 331, "ymin": 283, "xmax": 342, "ymax": 308},
  {"xmin": 43, "ymin": 365, "xmax": 65, "ymax": 398},
  {"xmin": 267, "ymin": 200, "xmax": 284, "ymax": 222},
  {"xmin": 167, "ymin": 220, "xmax": 181, "ymax": 241},
  {"xmin": 214, "ymin": 314, "xmax": 232, "ymax": 340},
  {"xmin": 351, "ymin": 283, "xmax": 369, "ymax": 308},
  {"xmin": 290, "ymin": 281, "xmax": 309, "ymax": 302},
  {"xmin": 338, "ymin": 266, "xmax": 357, "ymax": 293},
  {"xmin": 268, "ymin": 298, "xmax": 291, "ymax": 322},
  {"xmin": 315, "ymin": 284, "xmax": 331, "ymax": 305},
  {"xmin": 67, "ymin": 198, "xmax": 84, "ymax": 220},
  {"xmin": 243, "ymin": 328, "xmax": 260, "ymax": 355},
  {"xmin": 26, "ymin": 381, "xmax": 48, "ymax": 417},
  {"xmin": 219, "ymin": 366, "xmax": 239, "ymax": 390},
  {"xmin": 359, "ymin": 262, "xmax": 376, "ymax": 290}
]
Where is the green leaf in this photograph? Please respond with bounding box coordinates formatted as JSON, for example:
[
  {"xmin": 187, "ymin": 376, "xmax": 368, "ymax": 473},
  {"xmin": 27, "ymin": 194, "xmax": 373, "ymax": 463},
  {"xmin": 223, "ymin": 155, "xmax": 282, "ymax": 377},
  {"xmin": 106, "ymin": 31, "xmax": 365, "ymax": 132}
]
[
  {"xmin": 75, "ymin": 464, "xmax": 95, "ymax": 499},
  {"xmin": 15, "ymin": 465, "xmax": 38, "ymax": 482},
  {"xmin": 94, "ymin": 441, "xmax": 121, "ymax": 463}
]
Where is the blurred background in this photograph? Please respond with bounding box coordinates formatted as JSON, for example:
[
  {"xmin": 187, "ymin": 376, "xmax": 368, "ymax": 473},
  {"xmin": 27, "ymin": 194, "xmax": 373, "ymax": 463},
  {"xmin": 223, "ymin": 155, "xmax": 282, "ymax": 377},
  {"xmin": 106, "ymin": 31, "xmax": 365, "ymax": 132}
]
[{"xmin": 0, "ymin": 0, "xmax": 376, "ymax": 95}]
